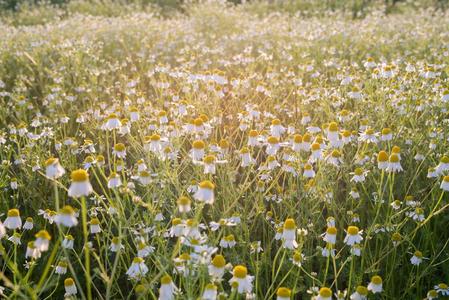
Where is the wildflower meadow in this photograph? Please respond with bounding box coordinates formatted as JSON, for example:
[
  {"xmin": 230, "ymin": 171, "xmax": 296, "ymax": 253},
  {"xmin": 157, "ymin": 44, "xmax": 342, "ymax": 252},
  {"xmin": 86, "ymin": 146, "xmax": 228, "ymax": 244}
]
[{"xmin": 0, "ymin": 1, "xmax": 449, "ymax": 299}]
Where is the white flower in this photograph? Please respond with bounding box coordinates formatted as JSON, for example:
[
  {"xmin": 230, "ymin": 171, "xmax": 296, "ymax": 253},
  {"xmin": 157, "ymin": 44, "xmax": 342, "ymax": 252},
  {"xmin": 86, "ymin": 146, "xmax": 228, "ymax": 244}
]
[
  {"xmin": 344, "ymin": 226, "xmax": 363, "ymax": 246},
  {"xmin": 367, "ymin": 276, "xmax": 383, "ymax": 294},
  {"xmin": 194, "ymin": 180, "xmax": 215, "ymax": 204},
  {"xmin": 68, "ymin": 169, "xmax": 93, "ymax": 198},
  {"xmin": 229, "ymin": 266, "xmax": 254, "ymax": 294},
  {"xmin": 159, "ymin": 275, "xmax": 178, "ymax": 300},
  {"xmin": 44, "ymin": 158, "xmax": 65, "ymax": 179},
  {"xmin": 4, "ymin": 209, "xmax": 22, "ymax": 230},
  {"xmin": 64, "ymin": 278, "xmax": 77, "ymax": 297},
  {"xmin": 126, "ymin": 257, "xmax": 149, "ymax": 279}
]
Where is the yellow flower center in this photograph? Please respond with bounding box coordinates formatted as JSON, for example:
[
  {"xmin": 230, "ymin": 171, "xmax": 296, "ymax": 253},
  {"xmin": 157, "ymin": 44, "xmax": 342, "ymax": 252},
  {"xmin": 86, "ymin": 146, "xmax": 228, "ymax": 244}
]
[
  {"xmin": 211, "ymin": 255, "xmax": 226, "ymax": 268},
  {"xmin": 7, "ymin": 209, "xmax": 20, "ymax": 217},
  {"xmin": 71, "ymin": 169, "xmax": 88, "ymax": 182},
  {"xmin": 283, "ymin": 218, "xmax": 296, "ymax": 230},
  {"xmin": 347, "ymin": 226, "xmax": 359, "ymax": 235},
  {"xmin": 371, "ymin": 275, "xmax": 382, "ymax": 285},
  {"xmin": 233, "ymin": 265, "xmax": 247, "ymax": 278},
  {"xmin": 199, "ymin": 180, "xmax": 215, "ymax": 190},
  {"xmin": 319, "ymin": 287, "xmax": 332, "ymax": 297},
  {"xmin": 192, "ymin": 140, "xmax": 205, "ymax": 149},
  {"xmin": 276, "ymin": 287, "xmax": 291, "ymax": 297}
]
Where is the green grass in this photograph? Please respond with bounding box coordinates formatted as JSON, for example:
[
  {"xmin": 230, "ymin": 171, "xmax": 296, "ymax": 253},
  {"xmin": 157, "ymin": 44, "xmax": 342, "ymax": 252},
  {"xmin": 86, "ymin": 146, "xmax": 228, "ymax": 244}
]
[{"xmin": 0, "ymin": 1, "xmax": 449, "ymax": 299}]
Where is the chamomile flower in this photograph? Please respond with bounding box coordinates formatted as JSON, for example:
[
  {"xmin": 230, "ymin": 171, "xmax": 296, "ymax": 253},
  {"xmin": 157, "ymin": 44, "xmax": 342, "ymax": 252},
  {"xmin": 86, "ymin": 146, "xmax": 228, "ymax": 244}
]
[
  {"xmin": 350, "ymin": 286, "xmax": 368, "ymax": 300},
  {"xmin": 4, "ymin": 209, "xmax": 22, "ymax": 230},
  {"xmin": 159, "ymin": 275, "xmax": 178, "ymax": 300},
  {"xmin": 44, "ymin": 157, "xmax": 65, "ymax": 179},
  {"xmin": 367, "ymin": 275, "xmax": 383, "ymax": 293},
  {"xmin": 435, "ymin": 283, "xmax": 449, "ymax": 296},
  {"xmin": 89, "ymin": 218, "xmax": 101, "ymax": 234},
  {"xmin": 229, "ymin": 265, "xmax": 254, "ymax": 294},
  {"xmin": 55, "ymin": 205, "xmax": 78, "ymax": 227},
  {"xmin": 208, "ymin": 254, "xmax": 227, "ymax": 279},
  {"xmin": 440, "ymin": 176, "xmax": 449, "ymax": 191},
  {"xmin": 102, "ymin": 113, "xmax": 121, "ymax": 131},
  {"xmin": 107, "ymin": 172, "xmax": 122, "ymax": 188},
  {"xmin": 62, "ymin": 235, "xmax": 74, "ymax": 249},
  {"xmin": 282, "ymin": 218, "xmax": 298, "ymax": 249},
  {"xmin": 64, "ymin": 278, "xmax": 77, "ymax": 297},
  {"xmin": 177, "ymin": 196, "xmax": 191, "ymax": 213},
  {"xmin": 23, "ymin": 217, "xmax": 33, "ymax": 230},
  {"xmin": 68, "ymin": 169, "xmax": 93, "ymax": 198},
  {"xmin": 194, "ymin": 180, "xmax": 215, "ymax": 204},
  {"xmin": 344, "ymin": 226, "xmax": 363, "ymax": 246},
  {"xmin": 323, "ymin": 227, "xmax": 337, "ymax": 245},
  {"xmin": 55, "ymin": 260, "xmax": 68, "ymax": 275},
  {"xmin": 276, "ymin": 287, "xmax": 291, "ymax": 300},
  {"xmin": 191, "ymin": 140, "xmax": 206, "ymax": 161},
  {"xmin": 317, "ymin": 287, "xmax": 333, "ymax": 300},
  {"xmin": 202, "ymin": 283, "xmax": 218, "ymax": 300},
  {"xmin": 34, "ymin": 230, "xmax": 51, "ymax": 252},
  {"xmin": 112, "ymin": 143, "xmax": 127, "ymax": 158},
  {"xmin": 126, "ymin": 257, "xmax": 149, "ymax": 279},
  {"xmin": 110, "ymin": 237, "xmax": 124, "ymax": 252}
]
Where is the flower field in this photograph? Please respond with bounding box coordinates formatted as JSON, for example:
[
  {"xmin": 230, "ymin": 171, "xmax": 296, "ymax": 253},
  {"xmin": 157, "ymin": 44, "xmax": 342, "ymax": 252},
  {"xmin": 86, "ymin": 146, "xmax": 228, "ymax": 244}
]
[{"xmin": 0, "ymin": 1, "xmax": 449, "ymax": 299}]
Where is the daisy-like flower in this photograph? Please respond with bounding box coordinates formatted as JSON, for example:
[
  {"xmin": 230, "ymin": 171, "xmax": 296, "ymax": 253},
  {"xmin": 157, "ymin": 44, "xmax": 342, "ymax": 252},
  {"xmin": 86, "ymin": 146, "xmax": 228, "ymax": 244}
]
[
  {"xmin": 270, "ymin": 119, "xmax": 285, "ymax": 138},
  {"xmin": 208, "ymin": 254, "xmax": 227, "ymax": 279},
  {"xmin": 266, "ymin": 136, "xmax": 280, "ymax": 155},
  {"xmin": 229, "ymin": 265, "xmax": 254, "ymax": 294},
  {"xmin": 4, "ymin": 208, "xmax": 22, "ymax": 230},
  {"xmin": 220, "ymin": 234, "xmax": 236, "ymax": 248},
  {"xmin": 291, "ymin": 251, "xmax": 305, "ymax": 267},
  {"xmin": 276, "ymin": 287, "xmax": 291, "ymax": 300},
  {"xmin": 68, "ymin": 169, "xmax": 93, "ymax": 198},
  {"xmin": 23, "ymin": 217, "xmax": 33, "ymax": 230},
  {"xmin": 64, "ymin": 278, "xmax": 77, "ymax": 297},
  {"xmin": 303, "ymin": 163, "xmax": 315, "ymax": 178},
  {"xmin": 426, "ymin": 289, "xmax": 438, "ymax": 299},
  {"xmin": 107, "ymin": 172, "xmax": 122, "ymax": 189},
  {"xmin": 55, "ymin": 260, "xmax": 68, "ymax": 275},
  {"xmin": 159, "ymin": 275, "xmax": 178, "ymax": 300},
  {"xmin": 8, "ymin": 232, "xmax": 21, "ymax": 245},
  {"xmin": 138, "ymin": 171, "xmax": 152, "ymax": 186},
  {"xmin": 62, "ymin": 234, "xmax": 74, "ymax": 249},
  {"xmin": 23, "ymin": 241, "xmax": 35, "ymax": 258},
  {"xmin": 323, "ymin": 227, "xmax": 337, "ymax": 245},
  {"xmin": 377, "ymin": 151, "xmax": 389, "ymax": 170},
  {"xmin": 90, "ymin": 218, "xmax": 101, "ymax": 234},
  {"xmin": 282, "ymin": 218, "xmax": 298, "ymax": 249},
  {"xmin": 359, "ymin": 128, "xmax": 377, "ymax": 144},
  {"xmin": 191, "ymin": 140, "xmax": 206, "ymax": 161},
  {"xmin": 110, "ymin": 237, "xmax": 124, "ymax": 252},
  {"xmin": 386, "ymin": 153, "xmax": 402, "ymax": 173},
  {"xmin": 126, "ymin": 257, "xmax": 149, "ymax": 279},
  {"xmin": 344, "ymin": 226, "xmax": 363, "ymax": 246},
  {"xmin": 102, "ymin": 113, "xmax": 121, "ymax": 131},
  {"xmin": 202, "ymin": 283, "xmax": 217, "ymax": 300},
  {"xmin": 326, "ymin": 122, "xmax": 340, "ymax": 147},
  {"xmin": 55, "ymin": 205, "xmax": 78, "ymax": 227},
  {"xmin": 35, "ymin": 230, "xmax": 51, "ymax": 252},
  {"xmin": 177, "ymin": 196, "xmax": 191, "ymax": 213},
  {"xmin": 112, "ymin": 143, "xmax": 126, "ymax": 158},
  {"xmin": 380, "ymin": 128, "xmax": 393, "ymax": 141},
  {"xmin": 44, "ymin": 157, "xmax": 65, "ymax": 179},
  {"xmin": 367, "ymin": 275, "xmax": 383, "ymax": 294},
  {"xmin": 350, "ymin": 286, "xmax": 368, "ymax": 300},
  {"xmin": 240, "ymin": 147, "xmax": 254, "ymax": 167},
  {"xmin": 435, "ymin": 156, "xmax": 449, "ymax": 175},
  {"xmin": 137, "ymin": 240, "xmax": 154, "ymax": 257},
  {"xmin": 350, "ymin": 168, "xmax": 368, "ymax": 183},
  {"xmin": 440, "ymin": 176, "xmax": 449, "ymax": 191},
  {"xmin": 317, "ymin": 287, "xmax": 333, "ymax": 300},
  {"xmin": 435, "ymin": 283, "xmax": 449, "ymax": 296},
  {"xmin": 410, "ymin": 250, "xmax": 425, "ymax": 266},
  {"xmin": 194, "ymin": 180, "xmax": 215, "ymax": 204}
]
